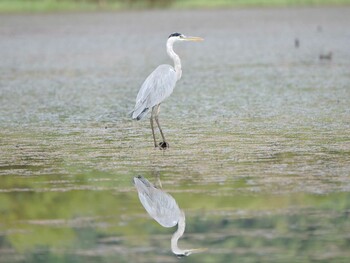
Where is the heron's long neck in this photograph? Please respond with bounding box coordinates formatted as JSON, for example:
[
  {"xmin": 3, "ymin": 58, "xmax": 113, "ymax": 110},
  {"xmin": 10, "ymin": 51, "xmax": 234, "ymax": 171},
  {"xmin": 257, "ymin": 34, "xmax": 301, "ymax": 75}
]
[
  {"xmin": 167, "ymin": 40, "xmax": 182, "ymax": 80},
  {"xmin": 171, "ymin": 210, "xmax": 186, "ymax": 255}
]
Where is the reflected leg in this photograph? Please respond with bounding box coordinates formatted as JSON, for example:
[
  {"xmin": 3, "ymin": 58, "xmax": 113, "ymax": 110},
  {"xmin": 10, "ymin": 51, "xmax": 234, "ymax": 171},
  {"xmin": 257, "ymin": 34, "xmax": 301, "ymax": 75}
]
[{"xmin": 154, "ymin": 171, "xmax": 163, "ymax": 189}]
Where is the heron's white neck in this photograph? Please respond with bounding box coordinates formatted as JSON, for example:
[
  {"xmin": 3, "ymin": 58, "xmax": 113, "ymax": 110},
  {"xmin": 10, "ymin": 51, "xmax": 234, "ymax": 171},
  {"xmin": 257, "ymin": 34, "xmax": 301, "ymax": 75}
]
[
  {"xmin": 170, "ymin": 210, "xmax": 207, "ymax": 257},
  {"xmin": 171, "ymin": 210, "xmax": 186, "ymax": 255},
  {"xmin": 166, "ymin": 39, "xmax": 182, "ymax": 80}
]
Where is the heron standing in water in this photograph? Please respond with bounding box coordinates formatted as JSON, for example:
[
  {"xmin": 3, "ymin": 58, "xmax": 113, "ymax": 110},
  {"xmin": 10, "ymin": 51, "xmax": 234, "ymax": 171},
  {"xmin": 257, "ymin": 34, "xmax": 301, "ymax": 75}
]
[
  {"xmin": 133, "ymin": 175, "xmax": 206, "ymax": 256},
  {"xmin": 131, "ymin": 33, "xmax": 203, "ymax": 149}
]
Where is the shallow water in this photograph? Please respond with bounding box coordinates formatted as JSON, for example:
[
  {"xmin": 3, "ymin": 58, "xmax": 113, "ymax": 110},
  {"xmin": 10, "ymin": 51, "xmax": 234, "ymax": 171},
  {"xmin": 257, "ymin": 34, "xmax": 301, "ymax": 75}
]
[{"xmin": 0, "ymin": 7, "xmax": 350, "ymax": 263}]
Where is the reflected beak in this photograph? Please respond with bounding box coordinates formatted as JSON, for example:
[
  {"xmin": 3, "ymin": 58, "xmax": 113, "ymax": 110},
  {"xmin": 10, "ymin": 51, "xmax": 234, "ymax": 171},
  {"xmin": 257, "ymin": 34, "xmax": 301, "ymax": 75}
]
[
  {"xmin": 189, "ymin": 247, "xmax": 208, "ymax": 255},
  {"xmin": 183, "ymin": 36, "xmax": 204, "ymax": 42}
]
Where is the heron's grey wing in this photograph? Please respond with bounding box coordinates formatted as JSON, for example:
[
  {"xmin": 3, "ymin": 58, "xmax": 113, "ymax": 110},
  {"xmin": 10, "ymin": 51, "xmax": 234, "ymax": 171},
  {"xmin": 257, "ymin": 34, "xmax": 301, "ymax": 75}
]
[
  {"xmin": 132, "ymin": 64, "xmax": 177, "ymax": 120},
  {"xmin": 134, "ymin": 177, "xmax": 181, "ymax": 228},
  {"xmin": 150, "ymin": 189, "xmax": 181, "ymax": 227}
]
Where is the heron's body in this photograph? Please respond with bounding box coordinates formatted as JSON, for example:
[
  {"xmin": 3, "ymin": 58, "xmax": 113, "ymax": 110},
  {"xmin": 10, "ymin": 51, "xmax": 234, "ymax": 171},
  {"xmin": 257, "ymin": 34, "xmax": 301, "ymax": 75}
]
[
  {"xmin": 132, "ymin": 64, "xmax": 177, "ymax": 121},
  {"xmin": 131, "ymin": 33, "xmax": 203, "ymax": 149}
]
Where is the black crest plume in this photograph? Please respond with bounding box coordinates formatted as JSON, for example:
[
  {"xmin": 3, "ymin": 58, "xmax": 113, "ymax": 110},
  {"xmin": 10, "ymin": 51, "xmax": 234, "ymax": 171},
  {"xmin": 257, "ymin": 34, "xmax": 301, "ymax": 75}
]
[{"xmin": 168, "ymin": 32, "xmax": 182, "ymax": 38}]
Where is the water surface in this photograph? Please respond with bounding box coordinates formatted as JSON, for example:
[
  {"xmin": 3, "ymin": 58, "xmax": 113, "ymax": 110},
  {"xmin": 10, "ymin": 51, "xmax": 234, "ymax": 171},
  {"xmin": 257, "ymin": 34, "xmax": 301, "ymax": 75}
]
[{"xmin": 0, "ymin": 7, "xmax": 350, "ymax": 263}]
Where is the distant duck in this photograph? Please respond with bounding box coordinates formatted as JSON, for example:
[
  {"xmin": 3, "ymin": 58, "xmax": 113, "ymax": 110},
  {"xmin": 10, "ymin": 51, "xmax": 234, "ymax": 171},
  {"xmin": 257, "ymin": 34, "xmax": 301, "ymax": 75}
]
[
  {"xmin": 319, "ymin": 52, "xmax": 332, "ymax": 60},
  {"xmin": 294, "ymin": 38, "xmax": 299, "ymax": 48}
]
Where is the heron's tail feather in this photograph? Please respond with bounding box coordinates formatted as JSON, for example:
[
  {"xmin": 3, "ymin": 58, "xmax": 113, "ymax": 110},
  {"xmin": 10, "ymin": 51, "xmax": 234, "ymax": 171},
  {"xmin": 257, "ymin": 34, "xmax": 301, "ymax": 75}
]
[{"xmin": 132, "ymin": 107, "xmax": 149, "ymax": 121}]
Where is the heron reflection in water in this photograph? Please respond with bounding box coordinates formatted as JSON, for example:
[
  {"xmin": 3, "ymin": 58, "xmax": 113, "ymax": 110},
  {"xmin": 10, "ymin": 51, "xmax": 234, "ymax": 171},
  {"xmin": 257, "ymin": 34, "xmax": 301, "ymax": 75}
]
[{"xmin": 133, "ymin": 175, "xmax": 206, "ymax": 256}]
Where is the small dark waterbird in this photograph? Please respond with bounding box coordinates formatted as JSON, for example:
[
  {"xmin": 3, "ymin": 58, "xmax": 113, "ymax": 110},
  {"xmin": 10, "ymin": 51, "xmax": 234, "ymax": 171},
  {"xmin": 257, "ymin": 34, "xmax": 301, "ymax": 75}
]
[
  {"xmin": 294, "ymin": 38, "xmax": 300, "ymax": 48},
  {"xmin": 131, "ymin": 33, "xmax": 203, "ymax": 149},
  {"xmin": 319, "ymin": 51, "xmax": 332, "ymax": 60}
]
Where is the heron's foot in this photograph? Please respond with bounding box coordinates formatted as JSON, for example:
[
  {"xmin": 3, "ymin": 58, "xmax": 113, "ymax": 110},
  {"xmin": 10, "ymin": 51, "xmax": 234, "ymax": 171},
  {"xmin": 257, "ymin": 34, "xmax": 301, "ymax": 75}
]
[{"xmin": 158, "ymin": 141, "xmax": 169, "ymax": 149}]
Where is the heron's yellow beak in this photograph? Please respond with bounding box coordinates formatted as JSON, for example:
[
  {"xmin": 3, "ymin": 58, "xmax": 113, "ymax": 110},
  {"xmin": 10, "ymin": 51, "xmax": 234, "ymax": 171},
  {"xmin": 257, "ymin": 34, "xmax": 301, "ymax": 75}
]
[{"xmin": 184, "ymin": 36, "xmax": 204, "ymax": 42}]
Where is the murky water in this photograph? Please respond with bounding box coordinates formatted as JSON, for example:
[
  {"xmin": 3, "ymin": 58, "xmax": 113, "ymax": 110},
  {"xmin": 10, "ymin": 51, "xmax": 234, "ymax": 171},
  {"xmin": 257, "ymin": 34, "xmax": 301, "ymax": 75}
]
[{"xmin": 1, "ymin": 7, "xmax": 350, "ymax": 263}]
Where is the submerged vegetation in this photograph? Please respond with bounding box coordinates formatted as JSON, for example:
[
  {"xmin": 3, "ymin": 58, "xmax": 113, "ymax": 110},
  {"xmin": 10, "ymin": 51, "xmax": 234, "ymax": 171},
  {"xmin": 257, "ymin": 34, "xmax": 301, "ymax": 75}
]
[{"xmin": 0, "ymin": 0, "xmax": 350, "ymax": 12}]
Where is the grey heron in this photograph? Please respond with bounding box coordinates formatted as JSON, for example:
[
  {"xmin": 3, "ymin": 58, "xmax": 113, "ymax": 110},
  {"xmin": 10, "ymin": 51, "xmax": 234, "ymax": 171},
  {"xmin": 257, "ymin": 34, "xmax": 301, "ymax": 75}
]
[
  {"xmin": 131, "ymin": 33, "xmax": 203, "ymax": 149},
  {"xmin": 133, "ymin": 175, "xmax": 206, "ymax": 256}
]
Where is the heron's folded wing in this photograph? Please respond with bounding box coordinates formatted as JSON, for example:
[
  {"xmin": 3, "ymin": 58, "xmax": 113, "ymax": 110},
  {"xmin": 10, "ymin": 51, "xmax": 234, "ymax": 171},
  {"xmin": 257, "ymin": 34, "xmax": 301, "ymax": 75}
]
[{"xmin": 133, "ymin": 65, "xmax": 177, "ymax": 117}]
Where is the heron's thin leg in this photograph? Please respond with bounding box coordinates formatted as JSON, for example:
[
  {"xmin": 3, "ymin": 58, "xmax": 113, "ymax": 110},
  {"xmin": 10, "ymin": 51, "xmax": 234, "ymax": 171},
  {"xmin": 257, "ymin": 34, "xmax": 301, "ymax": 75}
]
[
  {"xmin": 154, "ymin": 104, "xmax": 166, "ymax": 143},
  {"xmin": 150, "ymin": 107, "xmax": 157, "ymax": 148}
]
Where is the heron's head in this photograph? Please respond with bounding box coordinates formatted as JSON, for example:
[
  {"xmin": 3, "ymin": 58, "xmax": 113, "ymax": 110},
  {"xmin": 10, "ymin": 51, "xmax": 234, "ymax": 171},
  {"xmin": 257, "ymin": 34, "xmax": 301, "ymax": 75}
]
[{"xmin": 168, "ymin": 32, "xmax": 204, "ymax": 43}]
